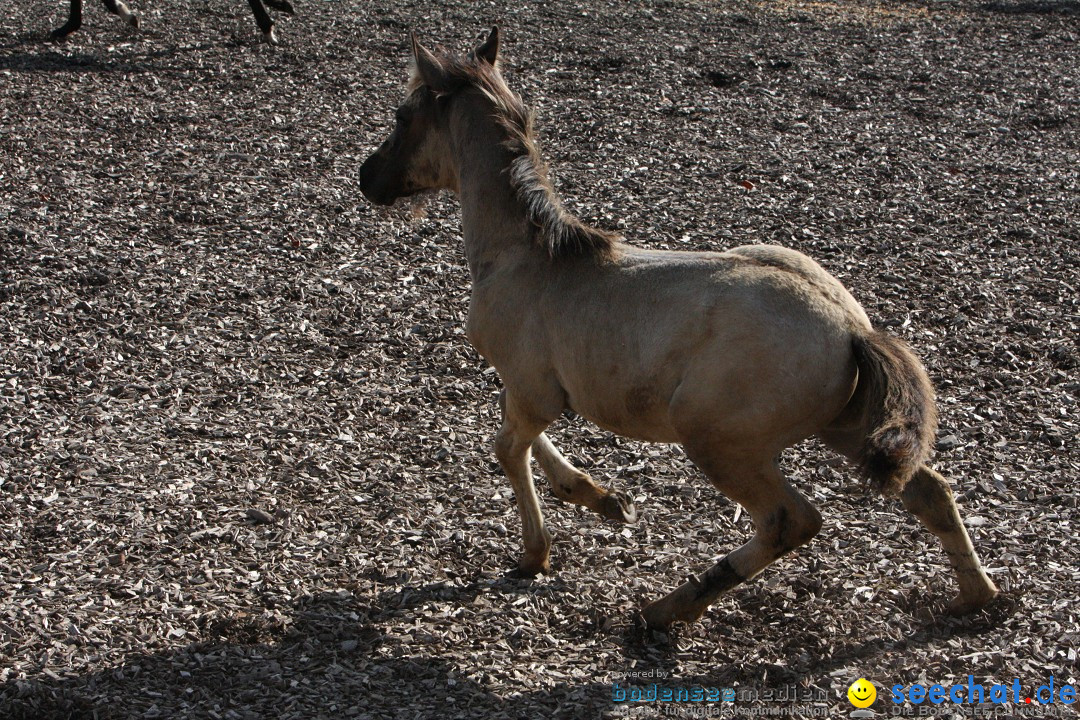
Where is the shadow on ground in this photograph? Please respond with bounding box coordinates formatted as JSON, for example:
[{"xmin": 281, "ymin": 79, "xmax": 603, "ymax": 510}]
[
  {"xmin": 0, "ymin": 585, "xmax": 612, "ymax": 719},
  {"xmin": 979, "ymin": 0, "xmax": 1080, "ymax": 13},
  {"xmin": 0, "ymin": 577, "xmax": 1010, "ymax": 719},
  {"xmin": 0, "ymin": 41, "xmax": 226, "ymax": 75}
]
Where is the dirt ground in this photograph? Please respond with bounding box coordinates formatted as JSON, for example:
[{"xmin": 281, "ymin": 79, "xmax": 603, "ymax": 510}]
[{"xmin": 1, "ymin": 0, "xmax": 1077, "ymax": 717}]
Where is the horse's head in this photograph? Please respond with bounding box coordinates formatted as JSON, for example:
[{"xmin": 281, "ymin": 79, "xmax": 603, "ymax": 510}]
[{"xmin": 358, "ymin": 27, "xmax": 501, "ymax": 206}]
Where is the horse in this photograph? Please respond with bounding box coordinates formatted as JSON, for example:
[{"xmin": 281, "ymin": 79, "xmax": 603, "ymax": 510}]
[
  {"xmin": 51, "ymin": 0, "xmax": 295, "ymax": 44},
  {"xmin": 357, "ymin": 27, "xmax": 999, "ymax": 629}
]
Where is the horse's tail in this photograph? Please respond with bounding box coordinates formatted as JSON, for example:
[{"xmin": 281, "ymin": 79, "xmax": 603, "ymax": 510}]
[{"xmin": 844, "ymin": 330, "xmax": 938, "ymax": 497}]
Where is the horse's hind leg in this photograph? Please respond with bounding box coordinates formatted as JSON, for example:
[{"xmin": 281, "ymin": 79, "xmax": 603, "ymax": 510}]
[
  {"xmin": 821, "ymin": 427, "xmax": 998, "ymax": 613},
  {"xmin": 532, "ymin": 434, "xmax": 638, "ymax": 524},
  {"xmin": 641, "ymin": 454, "xmax": 822, "ymax": 629},
  {"xmin": 901, "ymin": 466, "xmax": 998, "ymax": 613}
]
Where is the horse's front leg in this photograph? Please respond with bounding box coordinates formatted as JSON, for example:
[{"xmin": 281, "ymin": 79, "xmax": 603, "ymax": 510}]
[
  {"xmin": 496, "ymin": 390, "xmax": 637, "ymax": 524},
  {"xmin": 495, "ymin": 392, "xmax": 554, "ymax": 576},
  {"xmin": 263, "ymin": 0, "xmax": 295, "ymax": 15},
  {"xmin": 57, "ymin": 0, "xmax": 137, "ymax": 37},
  {"xmin": 532, "ymin": 434, "xmax": 637, "ymax": 524}
]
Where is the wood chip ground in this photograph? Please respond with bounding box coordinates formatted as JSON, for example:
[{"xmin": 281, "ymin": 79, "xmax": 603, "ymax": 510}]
[{"xmin": 1, "ymin": 1, "xmax": 1077, "ymax": 717}]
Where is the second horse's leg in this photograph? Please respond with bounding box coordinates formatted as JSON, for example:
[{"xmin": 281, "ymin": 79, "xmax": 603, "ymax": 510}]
[
  {"xmin": 263, "ymin": 0, "xmax": 295, "ymax": 15},
  {"xmin": 52, "ymin": 0, "xmax": 84, "ymax": 38},
  {"xmin": 821, "ymin": 427, "xmax": 998, "ymax": 613},
  {"xmin": 901, "ymin": 466, "xmax": 998, "ymax": 613},
  {"xmin": 102, "ymin": 0, "xmax": 138, "ymax": 28},
  {"xmin": 494, "ymin": 390, "xmax": 637, "ymax": 524},
  {"xmin": 53, "ymin": 0, "xmax": 137, "ymax": 40},
  {"xmin": 246, "ymin": 0, "xmax": 278, "ymax": 44}
]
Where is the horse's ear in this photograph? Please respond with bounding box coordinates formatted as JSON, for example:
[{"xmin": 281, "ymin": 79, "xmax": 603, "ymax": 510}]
[
  {"xmin": 411, "ymin": 32, "xmax": 453, "ymax": 93},
  {"xmin": 475, "ymin": 26, "xmax": 500, "ymax": 65}
]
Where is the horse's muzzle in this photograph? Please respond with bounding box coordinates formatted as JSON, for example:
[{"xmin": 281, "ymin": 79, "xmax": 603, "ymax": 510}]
[{"xmin": 357, "ymin": 153, "xmax": 399, "ymax": 206}]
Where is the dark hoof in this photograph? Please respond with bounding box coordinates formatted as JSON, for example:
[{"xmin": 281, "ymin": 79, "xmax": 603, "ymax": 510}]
[
  {"xmin": 601, "ymin": 490, "xmax": 638, "ymax": 524},
  {"xmin": 640, "ymin": 601, "xmax": 672, "ymax": 631},
  {"xmin": 506, "ymin": 561, "xmax": 549, "ymax": 579},
  {"xmin": 633, "ymin": 611, "xmax": 675, "ymax": 642},
  {"xmin": 129, "ymin": 15, "xmax": 140, "ymax": 29}
]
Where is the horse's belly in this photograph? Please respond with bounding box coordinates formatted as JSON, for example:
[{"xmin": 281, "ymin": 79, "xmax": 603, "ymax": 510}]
[{"xmin": 565, "ymin": 390, "xmax": 681, "ymax": 444}]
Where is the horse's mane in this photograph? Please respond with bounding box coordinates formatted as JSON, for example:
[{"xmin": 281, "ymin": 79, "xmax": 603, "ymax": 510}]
[{"xmin": 410, "ymin": 52, "xmax": 620, "ymax": 262}]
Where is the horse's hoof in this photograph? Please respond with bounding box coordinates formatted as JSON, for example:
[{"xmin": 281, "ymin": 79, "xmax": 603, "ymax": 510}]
[
  {"xmin": 263, "ymin": 28, "xmax": 279, "ymax": 45},
  {"xmin": 601, "ymin": 490, "xmax": 637, "ymax": 524},
  {"xmin": 128, "ymin": 15, "xmax": 140, "ymax": 29},
  {"xmin": 630, "ymin": 610, "xmax": 670, "ymax": 640},
  {"xmin": 640, "ymin": 602, "xmax": 674, "ymax": 630},
  {"xmin": 509, "ymin": 559, "xmax": 550, "ymax": 579},
  {"xmin": 947, "ymin": 584, "xmax": 999, "ymax": 615},
  {"xmin": 641, "ymin": 594, "xmax": 687, "ymax": 630},
  {"xmin": 641, "ymin": 581, "xmax": 709, "ymax": 629},
  {"xmin": 512, "ymin": 550, "xmax": 551, "ymax": 578}
]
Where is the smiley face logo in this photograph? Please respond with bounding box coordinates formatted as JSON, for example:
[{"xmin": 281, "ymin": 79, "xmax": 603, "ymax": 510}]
[{"xmin": 847, "ymin": 678, "xmax": 877, "ymax": 708}]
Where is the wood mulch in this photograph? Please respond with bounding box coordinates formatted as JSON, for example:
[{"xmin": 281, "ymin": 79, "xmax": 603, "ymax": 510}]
[{"xmin": 1, "ymin": 1, "xmax": 1076, "ymax": 717}]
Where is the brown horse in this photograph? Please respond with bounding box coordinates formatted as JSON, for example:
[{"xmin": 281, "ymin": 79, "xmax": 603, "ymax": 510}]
[{"xmin": 358, "ymin": 28, "xmax": 999, "ymax": 629}]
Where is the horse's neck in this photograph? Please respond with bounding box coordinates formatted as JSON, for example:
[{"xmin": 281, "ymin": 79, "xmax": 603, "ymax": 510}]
[{"xmin": 450, "ymin": 106, "xmax": 537, "ymax": 282}]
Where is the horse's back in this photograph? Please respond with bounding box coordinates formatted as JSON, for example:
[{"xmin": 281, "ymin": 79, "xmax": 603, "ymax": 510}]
[
  {"xmin": 529, "ymin": 244, "xmax": 866, "ymax": 447},
  {"xmin": 722, "ymin": 244, "xmax": 872, "ymax": 329},
  {"xmin": 610, "ymin": 243, "xmax": 871, "ymax": 335}
]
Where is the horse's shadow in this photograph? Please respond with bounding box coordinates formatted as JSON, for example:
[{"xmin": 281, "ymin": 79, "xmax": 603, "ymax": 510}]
[
  {"xmin": 0, "ymin": 572, "xmax": 1011, "ymax": 719},
  {"xmin": 0, "ymin": 584, "xmax": 614, "ymax": 720},
  {"xmin": 0, "ymin": 27, "xmax": 270, "ymax": 74},
  {"xmin": 0, "ymin": 41, "xmax": 207, "ymax": 74}
]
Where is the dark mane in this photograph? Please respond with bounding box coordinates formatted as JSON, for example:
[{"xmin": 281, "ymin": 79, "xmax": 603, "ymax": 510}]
[{"xmin": 412, "ymin": 51, "xmax": 621, "ymax": 262}]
